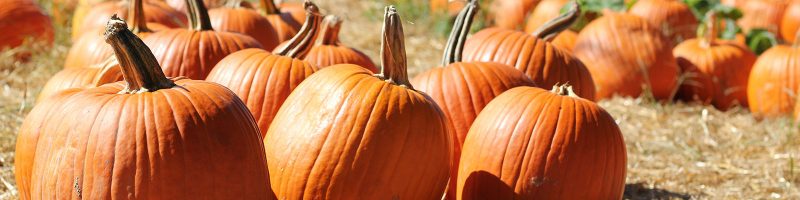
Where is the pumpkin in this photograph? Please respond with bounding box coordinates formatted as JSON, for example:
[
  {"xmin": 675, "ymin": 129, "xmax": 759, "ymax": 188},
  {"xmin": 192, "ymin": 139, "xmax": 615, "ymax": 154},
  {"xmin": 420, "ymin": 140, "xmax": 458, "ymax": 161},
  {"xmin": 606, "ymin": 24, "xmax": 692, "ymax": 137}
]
[
  {"xmin": 303, "ymin": 15, "xmax": 377, "ymax": 72},
  {"xmin": 430, "ymin": 0, "xmax": 467, "ymax": 16},
  {"xmin": 629, "ymin": 0, "xmax": 699, "ymax": 44},
  {"xmin": 781, "ymin": 1, "xmax": 800, "ymax": 43},
  {"xmin": 16, "ymin": 16, "xmax": 272, "ymax": 199},
  {"xmin": 257, "ymin": 0, "xmax": 302, "ymax": 43},
  {"xmin": 456, "ymin": 85, "xmax": 626, "ymax": 199},
  {"xmin": 674, "ymin": 12, "xmax": 756, "ymax": 110},
  {"xmin": 209, "ymin": 0, "xmax": 280, "ymax": 50},
  {"xmin": 0, "ymin": 0, "xmax": 53, "ymax": 50},
  {"xmin": 143, "ymin": 0, "xmax": 262, "ymax": 80},
  {"xmin": 38, "ymin": 58, "xmax": 123, "ymax": 102},
  {"xmin": 524, "ymin": 0, "xmax": 568, "ymax": 33},
  {"xmin": 411, "ymin": 1, "xmax": 535, "ymax": 199},
  {"xmin": 279, "ymin": 1, "xmax": 306, "ymax": 24},
  {"xmin": 573, "ymin": 12, "xmax": 680, "ymax": 100},
  {"xmin": 747, "ymin": 31, "xmax": 800, "ymax": 118},
  {"xmin": 71, "ymin": 0, "xmax": 186, "ymax": 40},
  {"xmin": 489, "ymin": 0, "xmax": 540, "ymax": 29},
  {"xmin": 264, "ymin": 6, "xmax": 450, "ymax": 199},
  {"xmin": 51, "ymin": 0, "xmax": 106, "ymax": 26},
  {"xmin": 65, "ymin": 0, "xmax": 164, "ymax": 69},
  {"xmin": 737, "ymin": 0, "xmax": 788, "ymax": 35},
  {"xmin": 166, "ymin": 0, "xmax": 225, "ymax": 13},
  {"xmin": 551, "ymin": 29, "xmax": 577, "ymax": 53},
  {"xmin": 206, "ymin": 2, "xmax": 320, "ymax": 137},
  {"xmin": 463, "ymin": 2, "xmax": 596, "ymax": 100}
]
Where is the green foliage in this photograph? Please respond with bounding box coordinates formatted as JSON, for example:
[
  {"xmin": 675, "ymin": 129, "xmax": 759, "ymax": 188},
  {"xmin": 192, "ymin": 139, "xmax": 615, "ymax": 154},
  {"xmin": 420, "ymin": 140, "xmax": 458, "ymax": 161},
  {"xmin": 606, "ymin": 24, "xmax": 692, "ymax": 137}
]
[
  {"xmin": 746, "ymin": 29, "xmax": 778, "ymax": 55},
  {"xmin": 561, "ymin": 0, "xmax": 628, "ymax": 31}
]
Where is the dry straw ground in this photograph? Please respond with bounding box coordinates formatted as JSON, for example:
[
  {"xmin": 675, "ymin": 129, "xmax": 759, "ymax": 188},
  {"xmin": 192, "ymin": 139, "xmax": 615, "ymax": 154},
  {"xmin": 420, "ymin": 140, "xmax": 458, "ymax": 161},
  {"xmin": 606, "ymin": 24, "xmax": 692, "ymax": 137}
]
[{"xmin": 0, "ymin": 0, "xmax": 798, "ymax": 199}]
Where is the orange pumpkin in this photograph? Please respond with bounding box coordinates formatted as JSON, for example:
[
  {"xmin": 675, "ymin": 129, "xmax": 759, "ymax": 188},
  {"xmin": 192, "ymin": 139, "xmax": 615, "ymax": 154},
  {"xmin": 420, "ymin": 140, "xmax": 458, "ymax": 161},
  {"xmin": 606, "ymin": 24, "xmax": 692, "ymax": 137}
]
[
  {"xmin": 257, "ymin": 0, "xmax": 302, "ymax": 43},
  {"xmin": 747, "ymin": 32, "xmax": 800, "ymax": 118},
  {"xmin": 463, "ymin": 2, "xmax": 595, "ymax": 100},
  {"xmin": 206, "ymin": 2, "xmax": 320, "ymax": 137},
  {"xmin": 737, "ymin": 0, "xmax": 788, "ymax": 35},
  {"xmin": 143, "ymin": 0, "xmax": 262, "ymax": 80},
  {"xmin": 209, "ymin": 0, "xmax": 280, "ymax": 50},
  {"xmin": 573, "ymin": 12, "xmax": 680, "ymax": 100},
  {"xmin": 165, "ymin": 0, "xmax": 225, "ymax": 13},
  {"xmin": 65, "ymin": 0, "xmax": 165, "ymax": 69},
  {"xmin": 412, "ymin": 2, "xmax": 535, "ymax": 199},
  {"xmin": 279, "ymin": 1, "xmax": 306, "ymax": 24},
  {"xmin": 674, "ymin": 12, "xmax": 756, "ymax": 110},
  {"xmin": 304, "ymin": 15, "xmax": 377, "ymax": 72},
  {"xmin": 781, "ymin": 1, "xmax": 800, "ymax": 43},
  {"xmin": 71, "ymin": 0, "xmax": 186, "ymax": 40},
  {"xmin": 551, "ymin": 29, "xmax": 577, "ymax": 53},
  {"xmin": 16, "ymin": 16, "xmax": 272, "ymax": 199},
  {"xmin": 0, "ymin": 0, "xmax": 53, "ymax": 50},
  {"xmin": 264, "ymin": 7, "xmax": 450, "ymax": 199},
  {"xmin": 489, "ymin": 0, "xmax": 540, "ymax": 29},
  {"xmin": 524, "ymin": 0, "xmax": 568, "ymax": 33},
  {"xmin": 629, "ymin": 0, "xmax": 699, "ymax": 44},
  {"xmin": 457, "ymin": 85, "xmax": 626, "ymax": 199},
  {"xmin": 430, "ymin": 0, "xmax": 467, "ymax": 16},
  {"xmin": 38, "ymin": 58, "xmax": 122, "ymax": 102}
]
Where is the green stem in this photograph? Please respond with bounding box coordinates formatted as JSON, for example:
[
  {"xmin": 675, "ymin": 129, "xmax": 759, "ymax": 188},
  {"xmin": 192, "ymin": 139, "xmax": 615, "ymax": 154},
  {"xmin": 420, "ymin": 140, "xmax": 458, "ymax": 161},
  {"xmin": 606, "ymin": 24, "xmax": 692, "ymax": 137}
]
[
  {"xmin": 532, "ymin": 1, "xmax": 580, "ymax": 41},
  {"xmin": 185, "ymin": 0, "xmax": 213, "ymax": 31},
  {"xmin": 260, "ymin": 0, "xmax": 281, "ymax": 15},
  {"xmin": 379, "ymin": 6, "xmax": 412, "ymax": 89},
  {"xmin": 105, "ymin": 15, "xmax": 175, "ymax": 94},
  {"xmin": 318, "ymin": 15, "xmax": 342, "ymax": 45},
  {"xmin": 273, "ymin": 1, "xmax": 322, "ymax": 58},
  {"xmin": 128, "ymin": 0, "xmax": 151, "ymax": 33},
  {"xmin": 441, "ymin": 0, "xmax": 477, "ymax": 66}
]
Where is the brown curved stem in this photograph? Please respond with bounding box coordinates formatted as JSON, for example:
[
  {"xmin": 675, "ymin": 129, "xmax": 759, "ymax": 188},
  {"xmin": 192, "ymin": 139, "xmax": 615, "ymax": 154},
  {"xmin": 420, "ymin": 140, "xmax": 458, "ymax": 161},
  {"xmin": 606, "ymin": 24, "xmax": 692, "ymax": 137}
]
[
  {"xmin": 441, "ymin": 0, "xmax": 478, "ymax": 66},
  {"xmin": 260, "ymin": 0, "xmax": 281, "ymax": 15},
  {"xmin": 532, "ymin": 1, "xmax": 580, "ymax": 42},
  {"xmin": 551, "ymin": 84, "xmax": 578, "ymax": 98},
  {"xmin": 186, "ymin": 0, "xmax": 213, "ymax": 31},
  {"xmin": 318, "ymin": 15, "xmax": 342, "ymax": 46},
  {"xmin": 273, "ymin": 1, "xmax": 322, "ymax": 58},
  {"xmin": 701, "ymin": 11, "xmax": 717, "ymax": 47},
  {"xmin": 379, "ymin": 6, "xmax": 412, "ymax": 89},
  {"xmin": 105, "ymin": 15, "xmax": 175, "ymax": 94},
  {"xmin": 128, "ymin": 0, "xmax": 151, "ymax": 33}
]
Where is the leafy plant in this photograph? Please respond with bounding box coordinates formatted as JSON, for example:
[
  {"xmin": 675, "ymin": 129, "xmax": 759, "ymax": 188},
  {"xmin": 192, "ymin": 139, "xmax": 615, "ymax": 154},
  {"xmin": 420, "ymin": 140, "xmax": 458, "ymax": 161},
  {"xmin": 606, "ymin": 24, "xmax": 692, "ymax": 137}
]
[{"xmin": 746, "ymin": 29, "xmax": 778, "ymax": 55}]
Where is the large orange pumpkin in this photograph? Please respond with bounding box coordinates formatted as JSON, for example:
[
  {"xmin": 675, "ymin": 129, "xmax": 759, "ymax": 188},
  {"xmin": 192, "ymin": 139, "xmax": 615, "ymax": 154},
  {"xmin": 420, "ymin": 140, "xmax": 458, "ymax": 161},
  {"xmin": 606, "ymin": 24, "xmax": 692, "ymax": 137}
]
[
  {"xmin": 0, "ymin": 0, "xmax": 53, "ymax": 50},
  {"xmin": 412, "ymin": 2, "xmax": 535, "ymax": 199},
  {"xmin": 71, "ymin": 0, "xmax": 186, "ymax": 40},
  {"xmin": 737, "ymin": 0, "xmax": 788, "ymax": 35},
  {"xmin": 457, "ymin": 85, "xmax": 627, "ymax": 199},
  {"xmin": 65, "ymin": 0, "xmax": 165, "ymax": 69},
  {"xmin": 489, "ymin": 0, "xmax": 540, "ymax": 29},
  {"xmin": 38, "ymin": 58, "xmax": 122, "ymax": 102},
  {"xmin": 747, "ymin": 32, "xmax": 800, "ymax": 118},
  {"xmin": 781, "ymin": 1, "xmax": 800, "ymax": 43},
  {"xmin": 304, "ymin": 15, "xmax": 377, "ymax": 72},
  {"xmin": 206, "ymin": 2, "xmax": 321, "ymax": 137},
  {"xmin": 463, "ymin": 2, "xmax": 595, "ymax": 100},
  {"xmin": 144, "ymin": 0, "xmax": 262, "ymax": 80},
  {"xmin": 573, "ymin": 12, "xmax": 680, "ymax": 100},
  {"xmin": 629, "ymin": 0, "xmax": 698, "ymax": 44},
  {"xmin": 16, "ymin": 16, "xmax": 273, "ymax": 199},
  {"xmin": 257, "ymin": 0, "xmax": 302, "ymax": 43},
  {"xmin": 264, "ymin": 7, "xmax": 450, "ymax": 199},
  {"xmin": 674, "ymin": 12, "xmax": 756, "ymax": 110},
  {"xmin": 209, "ymin": 0, "xmax": 279, "ymax": 50}
]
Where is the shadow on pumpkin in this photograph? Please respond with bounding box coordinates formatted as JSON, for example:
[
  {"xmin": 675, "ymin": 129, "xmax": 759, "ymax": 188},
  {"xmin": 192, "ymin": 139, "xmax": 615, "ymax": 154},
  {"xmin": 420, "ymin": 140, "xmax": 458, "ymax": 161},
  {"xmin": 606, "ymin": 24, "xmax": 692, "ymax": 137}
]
[
  {"xmin": 460, "ymin": 171, "xmax": 516, "ymax": 200},
  {"xmin": 623, "ymin": 182, "xmax": 691, "ymax": 200}
]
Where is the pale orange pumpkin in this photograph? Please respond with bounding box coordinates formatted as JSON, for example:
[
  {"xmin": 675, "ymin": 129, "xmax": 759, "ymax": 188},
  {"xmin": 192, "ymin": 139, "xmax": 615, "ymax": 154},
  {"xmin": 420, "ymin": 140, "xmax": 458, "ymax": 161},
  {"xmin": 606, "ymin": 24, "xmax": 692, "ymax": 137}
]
[
  {"xmin": 303, "ymin": 15, "xmax": 377, "ymax": 72},
  {"xmin": 38, "ymin": 58, "xmax": 123, "ymax": 102},
  {"xmin": 629, "ymin": 0, "xmax": 699, "ymax": 44},
  {"xmin": 737, "ymin": 0, "xmax": 788, "ymax": 35},
  {"xmin": 257, "ymin": 0, "xmax": 302, "ymax": 43},
  {"xmin": 781, "ymin": 1, "xmax": 800, "ymax": 43},
  {"xmin": 0, "ymin": 0, "xmax": 53, "ymax": 50},
  {"xmin": 524, "ymin": 0, "xmax": 569, "ymax": 33},
  {"xmin": 747, "ymin": 31, "xmax": 800, "ymax": 118},
  {"xmin": 489, "ymin": 0, "xmax": 540, "ymax": 29},
  {"xmin": 209, "ymin": 0, "xmax": 280, "ymax": 49},
  {"xmin": 71, "ymin": 0, "xmax": 186, "ymax": 40}
]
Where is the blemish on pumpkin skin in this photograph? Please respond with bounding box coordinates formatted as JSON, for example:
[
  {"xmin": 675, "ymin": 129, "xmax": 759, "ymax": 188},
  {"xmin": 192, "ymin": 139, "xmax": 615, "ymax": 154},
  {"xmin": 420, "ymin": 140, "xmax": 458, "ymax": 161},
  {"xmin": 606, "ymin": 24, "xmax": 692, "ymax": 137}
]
[{"xmin": 73, "ymin": 177, "xmax": 82, "ymax": 198}]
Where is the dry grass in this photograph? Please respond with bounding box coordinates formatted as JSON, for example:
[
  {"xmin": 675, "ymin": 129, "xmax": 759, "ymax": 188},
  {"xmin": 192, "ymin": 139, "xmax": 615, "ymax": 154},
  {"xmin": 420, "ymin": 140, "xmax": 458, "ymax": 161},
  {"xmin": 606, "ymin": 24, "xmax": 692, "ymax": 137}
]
[{"xmin": 0, "ymin": 0, "xmax": 798, "ymax": 199}]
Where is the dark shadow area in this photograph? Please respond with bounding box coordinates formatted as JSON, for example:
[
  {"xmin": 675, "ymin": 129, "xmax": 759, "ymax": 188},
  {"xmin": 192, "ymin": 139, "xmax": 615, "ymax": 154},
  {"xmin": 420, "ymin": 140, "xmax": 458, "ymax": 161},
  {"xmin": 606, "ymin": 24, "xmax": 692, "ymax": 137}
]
[
  {"xmin": 624, "ymin": 183, "xmax": 692, "ymax": 200},
  {"xmin": 460, "ymin": 171, "xmax": 515, "ymax": 200}
]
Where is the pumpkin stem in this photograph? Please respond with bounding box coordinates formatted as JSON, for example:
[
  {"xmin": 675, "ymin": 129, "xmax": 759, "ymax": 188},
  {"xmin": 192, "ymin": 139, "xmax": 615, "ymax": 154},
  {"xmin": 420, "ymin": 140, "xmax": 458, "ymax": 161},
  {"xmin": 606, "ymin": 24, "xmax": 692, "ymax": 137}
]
[
  {"xmin": 318, "ymin": 15, "xmax": 343, "ymax": 46},
  {"xmin": 186, "ymin": 0, "xmax": 213, "ymax": 31},
  {"xmin": 128, "ymin": 0, "xmax": 151, "ymax": 33},
  {"xmin": 700, "ymin": 11, "xmax": 717, "ymax": 48},
  {"xmin": 532, "ymin": 1, "xmax": 580, "ymax": 41},
  {"xmin": 441, "ymin": 0, "xmax": 478, "ymax": 66},
  {"xmin": 105, "ymin": 15, "xmax": 175, "ymax": 94},
  {"xmin": 260, "ymin": 0, "xmax": 281, "ymax": 15},
  {"xmin": 550, "ymin": 84, "xmax": 578, "ymax": 98},
  {"xmin": 379, "ymin": 6, "xmax": 412, "ymax": 89},
  {"xmin": 273, "ymin": 1, "xmax": 322, "ymax": 58}
]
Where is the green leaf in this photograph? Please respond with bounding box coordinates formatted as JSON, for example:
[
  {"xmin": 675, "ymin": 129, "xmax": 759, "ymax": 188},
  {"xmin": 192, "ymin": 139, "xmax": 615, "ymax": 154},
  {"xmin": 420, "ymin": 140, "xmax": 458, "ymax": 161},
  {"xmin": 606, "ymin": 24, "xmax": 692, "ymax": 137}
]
[{"xmin": 746, "ymin": 29, "xmax": 778, "ymax": 55}]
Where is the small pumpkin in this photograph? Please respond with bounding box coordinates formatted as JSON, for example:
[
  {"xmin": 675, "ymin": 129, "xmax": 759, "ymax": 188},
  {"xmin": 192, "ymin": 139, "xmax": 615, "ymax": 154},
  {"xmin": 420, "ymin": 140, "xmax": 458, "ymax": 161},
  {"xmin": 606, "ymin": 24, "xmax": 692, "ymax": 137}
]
[
  {"xmin": 781, "ymin": 1, "xmax": 800, "ymax": 43},
  {"xmin": 206, "ymin": 2, "xmax": 321, "ymax": 137},
  {"xmin": 304, "ymin": 15, "xmax": 377, "ymax": 72},
  {"xmin": 464, "ymin": 2, "xmax": 596, "ymax": 100},
  {"xmin": 573, "ymin": 12, "xmax": 680, "ymax": 100},
  {"xmin": 523, "ymin": 0, "xmax": 569, "ymax": 33},
  {"xmin": 210, "ymin": 0, "xmax": 280, "ymax": 50},
  {"xmin": 457, "ymin": 85, "xmax": 627, "ymax": 199},
  {"xmin": 430, "ymin": 0, "xmax": 467, "ymax": 16},
  {"xmin": 0, "ymin": 0, "xmax": 53, "ymax": 50},
  {"xmin": 737, "ymin": 0, "xmax": 788, "ymax": 35},
  {"xmin": 144, "ymin": 0, "xmax": 262, "ymax": 80},
  {"xmin": 264, "ymin": 6, "xmax": 450, "ymax": 199},
  {"xmin": 489, "ymin": 0, "xmax": 540, "ymax": 29},
  {"xmin": 629, "ymin": 0, "xmax": 699, "ymax": 44},
  {"xmin": 674, "ymin": 12, "xmax": 756, "ymax": 110},
  {"xmin": 71, "ymin": 0, "xmax": 186, "ymax": 40},
  {"xmin": 16, "ymin": 16, "xmax": 272, "ymax": 199},
  {"xmin": 257, "ymin": 0, "xmax": 303, "ymax": 43},
  {"xmin": 411, "ymin": 1, "xmax": 535, "ymax": 199},
  {"xmin": 38, "ymin": 58, "xmax": 123, "ymax": 102},
  {"xmin": 747, "ymin": 31, "xmax": 800, "ymax": 118}
]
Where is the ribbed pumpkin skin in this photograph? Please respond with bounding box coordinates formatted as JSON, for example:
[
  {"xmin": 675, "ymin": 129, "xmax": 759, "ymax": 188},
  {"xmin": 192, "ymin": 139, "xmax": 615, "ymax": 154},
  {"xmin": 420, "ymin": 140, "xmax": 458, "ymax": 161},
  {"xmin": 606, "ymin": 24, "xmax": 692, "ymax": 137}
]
[
  {"xmin": 747, "ymin": 45, "xmax": 800, "ymax": 118},
  {"xmin": 71, "ymin": 1, "xmax": 186, "ymax": 40},
  {"xmin": 629, "ymin": 0, "xmax": 698, "ymax": 44},
  {"xmin": 737, "ymin": 0, "xmax": 788, "ymax": 35},
  {"xmin": 210, "ymin": 7, "xmax": 279, "ymax": 50},
  {"xmin": 265, "ymin": 65, "xmax": 450, "ymax": 199},
  {"xmin": 304, "ymin": 45, "xmax": 377, "ymax": 72},
  {"xmin": 674, "ymin": 40, "xmax": 756, "ymax": 110},
  {"xmin": 143, "ymin": 30, "xmax": 262, "ymax": 79},
  {"xmin": 16, "ymin": 78, "xmax": 272, "ymax": 199},
  {"xmin": 781, "ymin": 1, "xmax": 800, "ymax": 43},
  {"xmin": 463, "ymin": 28, "xmax": 596, "ymax": 100},
  {"xmin": 206, "ymin": 49, "xmax": 316, "ymax": 137},
  {"xmin": 524, "ymin": 0, "xmax": 569, "ymax": 33},
  {"xmin": 457, "ymin": 86, "xmax": 626, "ymax": 199},
  {"xmin": 37, "ymin": 63, "xmax": 123, "ymax": 102},
  {"xmin": 573, "ymin": 13, "xmax": 679, "ymax": 100},
  {"xmin": 0, "ymin": 0, "xmax": 53, "ymax": 49}
]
